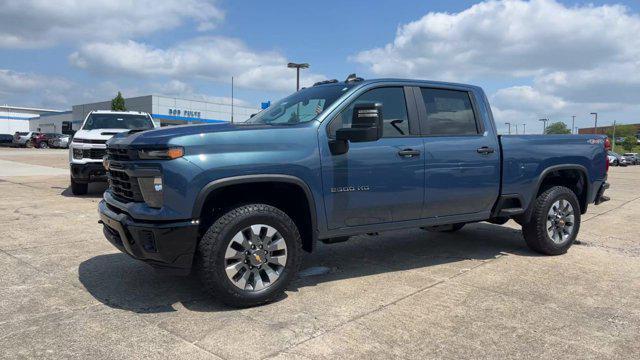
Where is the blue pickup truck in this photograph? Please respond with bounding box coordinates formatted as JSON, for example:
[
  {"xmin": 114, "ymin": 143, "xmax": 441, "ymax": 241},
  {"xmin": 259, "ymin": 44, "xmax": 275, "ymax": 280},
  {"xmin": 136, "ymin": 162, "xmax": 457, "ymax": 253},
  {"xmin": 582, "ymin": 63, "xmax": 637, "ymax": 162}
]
[{"xmin": 100, "ymin": 76, "xmax": 610, "ymax": 306}]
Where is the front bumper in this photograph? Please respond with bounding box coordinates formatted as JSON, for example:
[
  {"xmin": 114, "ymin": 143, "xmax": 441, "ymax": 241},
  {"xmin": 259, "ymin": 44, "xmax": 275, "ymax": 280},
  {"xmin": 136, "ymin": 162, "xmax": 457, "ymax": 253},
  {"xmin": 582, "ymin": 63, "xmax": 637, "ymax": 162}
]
[
  {"xmin": 71, "ymin": 162, "xmax": 107, "ymax": 182},
  {"xmin": 98, "ymin": 200, "xmax": 199, "ymax": 275}
]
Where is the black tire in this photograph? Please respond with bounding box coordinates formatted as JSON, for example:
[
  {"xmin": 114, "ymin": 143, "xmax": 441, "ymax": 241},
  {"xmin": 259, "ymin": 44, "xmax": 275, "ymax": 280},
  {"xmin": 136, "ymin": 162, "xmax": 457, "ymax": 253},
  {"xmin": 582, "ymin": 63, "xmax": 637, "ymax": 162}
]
[
  {"xmin": 39, "ymin": 141, "xmax": 48, "ymax": 149},
  {"xmin": 424, "ymin": 223, "xmax": 465, "ymax": 232},
  {"xmin": 197, "ymin": 204, "xmax": 302, "ymax": 307},
  {"xmin": 522, "ymin": 186, "xmax": 580, "ymax": 255},
  {"xmin": 70, "ymin": 177, "xmax": 88, "ymax": 195},
  {"xmin": 25, "ymin": 140, "xmax": 33, "ymax": 148}
]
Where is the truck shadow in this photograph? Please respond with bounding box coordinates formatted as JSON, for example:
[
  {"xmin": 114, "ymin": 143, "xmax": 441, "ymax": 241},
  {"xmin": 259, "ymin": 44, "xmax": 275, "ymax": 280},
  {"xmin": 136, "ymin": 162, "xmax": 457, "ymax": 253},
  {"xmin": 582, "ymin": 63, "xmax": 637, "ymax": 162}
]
[
  {"xmin": 60, "ymin": 182, "xmax": 107, "ymax": 198},
  {"xmin": 77, "ymin": 222, "xmax": 533, "ymax": 313}
]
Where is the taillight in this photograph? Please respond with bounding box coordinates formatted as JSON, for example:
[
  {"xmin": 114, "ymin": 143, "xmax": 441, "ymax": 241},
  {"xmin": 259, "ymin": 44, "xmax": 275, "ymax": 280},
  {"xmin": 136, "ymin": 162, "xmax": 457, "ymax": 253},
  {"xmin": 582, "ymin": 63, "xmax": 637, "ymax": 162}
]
[{"xmin": 604, "ymin": 138, "xmax": 610, "ymax": 172}]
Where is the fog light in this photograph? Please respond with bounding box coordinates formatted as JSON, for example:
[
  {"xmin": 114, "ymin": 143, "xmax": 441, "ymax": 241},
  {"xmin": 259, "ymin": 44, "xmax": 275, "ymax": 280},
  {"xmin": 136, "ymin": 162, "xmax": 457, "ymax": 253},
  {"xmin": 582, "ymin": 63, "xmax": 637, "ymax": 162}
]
[
  {"xmin": 138, "ymin": 176, "xmax": 163, "ymax": 208},
  {"xmin": 153, "ymin": 177, "xmax": 162, "ymax": 192},
  {"xmin": 73, "ymin": 148, "xmax": 83, "ymax": 159}
]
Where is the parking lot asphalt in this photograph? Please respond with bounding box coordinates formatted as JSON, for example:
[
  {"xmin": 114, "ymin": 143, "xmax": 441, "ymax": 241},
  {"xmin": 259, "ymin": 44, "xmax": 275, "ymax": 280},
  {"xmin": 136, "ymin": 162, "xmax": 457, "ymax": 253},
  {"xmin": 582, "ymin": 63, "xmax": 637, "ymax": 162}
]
[{"xmin": 0, "ymin": 147, "xmax": 638, "ymax": 359}]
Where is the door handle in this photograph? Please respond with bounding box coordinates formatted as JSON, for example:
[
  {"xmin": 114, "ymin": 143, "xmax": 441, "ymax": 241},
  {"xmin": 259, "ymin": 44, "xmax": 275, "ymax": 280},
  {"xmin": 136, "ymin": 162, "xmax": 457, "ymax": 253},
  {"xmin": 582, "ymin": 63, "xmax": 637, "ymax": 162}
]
[
  {"xmin": 476, "ymin": 146, "xmax": 494, "ymax": 155},
  {"xmin": 398, "ymin": 149, "xmax": 421, "ymax": 158}
]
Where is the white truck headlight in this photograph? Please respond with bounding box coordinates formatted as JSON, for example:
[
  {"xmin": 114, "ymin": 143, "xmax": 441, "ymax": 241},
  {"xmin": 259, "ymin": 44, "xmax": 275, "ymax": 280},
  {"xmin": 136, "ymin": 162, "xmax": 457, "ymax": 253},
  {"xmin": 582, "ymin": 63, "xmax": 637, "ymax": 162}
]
[{"xmin": 73, "ymin": 148, "xmax": 83, "ymax": 159}]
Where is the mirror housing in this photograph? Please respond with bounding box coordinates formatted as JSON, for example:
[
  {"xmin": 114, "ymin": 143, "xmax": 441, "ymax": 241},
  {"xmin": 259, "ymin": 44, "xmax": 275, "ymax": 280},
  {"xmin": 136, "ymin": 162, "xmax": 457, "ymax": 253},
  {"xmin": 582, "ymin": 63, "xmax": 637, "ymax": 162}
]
[{"xmin": 330, "ymin": 103, "xmax": 383, "ymax": 155}]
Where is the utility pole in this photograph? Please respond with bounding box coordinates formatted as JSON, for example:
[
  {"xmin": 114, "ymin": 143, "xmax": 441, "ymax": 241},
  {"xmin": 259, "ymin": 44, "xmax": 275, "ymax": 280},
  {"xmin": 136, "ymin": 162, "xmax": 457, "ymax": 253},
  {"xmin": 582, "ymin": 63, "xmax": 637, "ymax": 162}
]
[
  {"xmin": 612, "ymin": 120, "xmax": 617, "ymax": 152},
  {"xmin": 287, "ymin": 62, "xmax": 310, "ymax": 91},
  {"xmin": 539, "ymin": 118, "xmax": 548, "ymax": 134},
  {"xmin": 231, "ymin": 76, "xmax": 234, "ymax": 123},
  {"xmin": 505, "ymin": 122, "xmax": 511, "ymax": 135},
  {"xmin": 515, "ymin": 124, "xmax": 519, "ymax": 135},
  {"xmin": 590, "ymin": 112, "xmax": 598, "ymax": 134},
  {"xmin": 522, "ymin": 123, "xmax": 526, "ymax": 134},
  {"xmin": 571, "ymin": 115, "xmax": 576, "ymax": 134}
]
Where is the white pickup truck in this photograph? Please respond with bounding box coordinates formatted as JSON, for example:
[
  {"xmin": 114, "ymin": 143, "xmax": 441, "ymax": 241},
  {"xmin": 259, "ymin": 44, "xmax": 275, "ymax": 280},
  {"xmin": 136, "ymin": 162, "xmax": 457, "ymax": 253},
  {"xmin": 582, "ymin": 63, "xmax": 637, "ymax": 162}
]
[{"xmin": 69, "ymin": 110, "xmax": 158, "ymax": 195}]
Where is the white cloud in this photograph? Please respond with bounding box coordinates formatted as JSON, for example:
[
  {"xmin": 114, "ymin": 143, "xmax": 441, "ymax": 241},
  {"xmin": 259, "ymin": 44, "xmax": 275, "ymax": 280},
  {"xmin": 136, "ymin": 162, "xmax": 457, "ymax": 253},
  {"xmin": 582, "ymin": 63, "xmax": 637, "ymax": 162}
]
[
  {"xmin": 69, "ymin": 37, "xmax": 327, "ymax": 92},
  {"xmin": 0, "ymin": 0, "xmax": 224, "ymax": 48},
  {"xmin": 0, "ymin": 69, "xmax": 73, "ymax": 107},
  {"xmin": 354, "ymin": 0, "xmax": 640, "ymax": 131}
]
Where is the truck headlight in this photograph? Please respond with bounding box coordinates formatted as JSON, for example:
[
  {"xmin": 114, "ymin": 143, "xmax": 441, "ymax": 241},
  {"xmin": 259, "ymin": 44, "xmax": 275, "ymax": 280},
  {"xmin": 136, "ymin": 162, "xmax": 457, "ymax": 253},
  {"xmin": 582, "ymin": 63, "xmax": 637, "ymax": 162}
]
[
  {"xmin": 73, "ymin": 148, "xmax": 83, "ymax": 159},
  {"xmin": 138, "ymin": 147, "xmax": 184, "ymax": 160},
  {"xmin": 138, "ymin": 176, "xmax": 163, "ymax": 208}
]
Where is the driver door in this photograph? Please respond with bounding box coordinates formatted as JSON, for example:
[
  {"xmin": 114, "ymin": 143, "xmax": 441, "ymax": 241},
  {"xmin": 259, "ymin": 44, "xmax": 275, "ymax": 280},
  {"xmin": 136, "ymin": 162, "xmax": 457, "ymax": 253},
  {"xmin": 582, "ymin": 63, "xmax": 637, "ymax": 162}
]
[{"xmin": 320, "ymin": 86, "xmax": 425, "ymax": 229}]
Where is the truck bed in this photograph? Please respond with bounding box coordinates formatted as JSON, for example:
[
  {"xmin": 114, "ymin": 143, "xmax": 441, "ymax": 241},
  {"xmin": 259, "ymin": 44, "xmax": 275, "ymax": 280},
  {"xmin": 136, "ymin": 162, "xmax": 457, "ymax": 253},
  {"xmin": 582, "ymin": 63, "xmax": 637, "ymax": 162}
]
[{"xmin": 499, "ymin": 134, "xmax": 608, "ymax": 213}]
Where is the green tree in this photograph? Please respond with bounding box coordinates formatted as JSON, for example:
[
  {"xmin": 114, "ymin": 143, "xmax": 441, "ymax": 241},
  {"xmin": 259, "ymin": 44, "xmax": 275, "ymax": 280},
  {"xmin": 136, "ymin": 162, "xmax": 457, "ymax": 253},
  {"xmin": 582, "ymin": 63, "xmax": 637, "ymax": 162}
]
[
  {"xmin": 111, "ymin": 92, "xmax": 126, "ymax": 111},
  {"xmin": 544, "ymin": 121, "xmax": 571, "ymax": 134},
  {"xmin": 621, "ymin": 135, "xmax": 637, "ymax": 151}
]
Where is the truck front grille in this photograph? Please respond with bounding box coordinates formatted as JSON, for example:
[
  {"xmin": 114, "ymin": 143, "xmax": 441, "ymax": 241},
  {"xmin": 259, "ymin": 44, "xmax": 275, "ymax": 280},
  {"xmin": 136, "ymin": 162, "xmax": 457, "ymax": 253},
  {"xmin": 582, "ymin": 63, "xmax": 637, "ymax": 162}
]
[
  {"xmin": 106, "ymin": 148, "xmax": 132, "ymax": 161},
  {"xmin": 107, "ymin": 168, "xmax": 143, "ymax": 203},
  {"xmin": 83, "ymin": 148, "xmax": 106, "ymax": 160}
]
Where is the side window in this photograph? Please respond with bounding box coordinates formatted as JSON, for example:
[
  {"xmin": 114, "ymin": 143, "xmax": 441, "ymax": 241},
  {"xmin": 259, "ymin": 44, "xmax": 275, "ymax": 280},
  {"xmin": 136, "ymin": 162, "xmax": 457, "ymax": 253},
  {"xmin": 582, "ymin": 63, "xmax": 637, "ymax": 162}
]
[
  {"xmin": 420, "ymin": 88, "xmax": 479, "ymax": 135},
  {"xmin": 328, "ymin": 87, "xmax": 410, "ymax": 138}
]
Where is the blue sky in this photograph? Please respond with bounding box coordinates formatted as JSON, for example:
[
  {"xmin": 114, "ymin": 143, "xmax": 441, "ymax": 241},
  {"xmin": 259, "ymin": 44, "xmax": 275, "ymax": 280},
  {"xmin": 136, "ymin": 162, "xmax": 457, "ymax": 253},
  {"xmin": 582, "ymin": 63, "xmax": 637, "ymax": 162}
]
[{"xmin": 1, "ymin": 0, "xmax": 639, "ymax": 133}]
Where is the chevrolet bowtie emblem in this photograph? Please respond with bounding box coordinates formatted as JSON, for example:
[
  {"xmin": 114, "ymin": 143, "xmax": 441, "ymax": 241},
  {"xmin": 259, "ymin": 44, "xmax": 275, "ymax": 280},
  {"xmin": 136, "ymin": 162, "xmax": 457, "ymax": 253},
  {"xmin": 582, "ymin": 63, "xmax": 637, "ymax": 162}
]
[{"xmin": 254, "ymin": 254, "xmax": 262, "ymax": 262}]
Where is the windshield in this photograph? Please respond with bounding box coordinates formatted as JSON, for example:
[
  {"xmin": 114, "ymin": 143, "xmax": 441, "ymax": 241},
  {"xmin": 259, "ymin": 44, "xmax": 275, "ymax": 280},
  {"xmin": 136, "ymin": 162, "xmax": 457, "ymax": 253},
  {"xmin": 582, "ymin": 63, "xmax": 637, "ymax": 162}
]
[
  {"xmin": 82, "ymin": 113, "xmax": 154, "ymax": 130},
  {"xmin": 246, "ymin": 84, "xmax": 352, "ymax": 125}
]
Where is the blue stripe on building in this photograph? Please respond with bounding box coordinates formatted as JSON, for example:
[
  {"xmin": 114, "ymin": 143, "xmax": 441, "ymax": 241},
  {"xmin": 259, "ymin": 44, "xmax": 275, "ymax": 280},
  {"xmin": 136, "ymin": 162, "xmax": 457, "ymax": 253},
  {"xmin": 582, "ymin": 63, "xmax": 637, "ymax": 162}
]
[
  {"xmin": 151, "ymin": 114, "xmax": 227, "ymax": 124},
  {"xmin": 0, "ymin": 116, "xmax": 38, "ymax": 121}
]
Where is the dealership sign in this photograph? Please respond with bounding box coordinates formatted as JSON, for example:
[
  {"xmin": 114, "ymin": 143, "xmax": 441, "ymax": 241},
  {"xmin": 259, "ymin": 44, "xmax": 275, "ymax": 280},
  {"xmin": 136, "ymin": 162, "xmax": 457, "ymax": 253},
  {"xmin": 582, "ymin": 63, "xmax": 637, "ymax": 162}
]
[{"xmin": 168, "ymin": 108, "xmax": 201, "ymax": 118}]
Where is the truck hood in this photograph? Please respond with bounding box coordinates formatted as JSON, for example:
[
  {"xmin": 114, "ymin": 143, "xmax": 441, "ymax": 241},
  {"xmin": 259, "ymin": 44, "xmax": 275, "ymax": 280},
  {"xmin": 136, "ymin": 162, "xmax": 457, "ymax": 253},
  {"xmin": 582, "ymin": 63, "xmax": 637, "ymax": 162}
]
[
  {"xmin": 73, "ymin": 128, "xmax": 132, "ymax": 141},
  {"xmin": 107, "ymin": 122, "xmax": 296, "ymax": 147}
]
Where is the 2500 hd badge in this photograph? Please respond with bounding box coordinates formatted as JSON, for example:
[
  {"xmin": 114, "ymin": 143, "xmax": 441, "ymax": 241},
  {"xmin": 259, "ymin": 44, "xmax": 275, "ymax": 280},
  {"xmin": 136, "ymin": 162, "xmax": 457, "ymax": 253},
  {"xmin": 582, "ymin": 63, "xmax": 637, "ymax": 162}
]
[{"xmin": 331, "ymin": 185, "xmax": 370, "ymax": 193}]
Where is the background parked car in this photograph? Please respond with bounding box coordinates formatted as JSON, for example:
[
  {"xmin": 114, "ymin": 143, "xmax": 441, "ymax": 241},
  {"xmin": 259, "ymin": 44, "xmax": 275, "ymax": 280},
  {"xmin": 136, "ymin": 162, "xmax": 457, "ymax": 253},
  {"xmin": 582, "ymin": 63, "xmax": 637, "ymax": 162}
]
[
  {"xmin": 49, "ymin": 134, "xmax": 70, "ymax": 149},
  {"xmin": 33, "ymin": 133, "xmax": 60, "ymax": 149},
  {"xmin": 608, "ymin": 151, "xmax": 628, "ymax": 166},
  {"xmin": 13, "ymin": 131, "xmax": 38, "ymax": 147},
  {"xmin": 0, "ymin": 134, "xmax": 13, "ymax": 145},
  {"xmin": 622, "ymin": 152, "xmax": 639, "ymax": 165}
]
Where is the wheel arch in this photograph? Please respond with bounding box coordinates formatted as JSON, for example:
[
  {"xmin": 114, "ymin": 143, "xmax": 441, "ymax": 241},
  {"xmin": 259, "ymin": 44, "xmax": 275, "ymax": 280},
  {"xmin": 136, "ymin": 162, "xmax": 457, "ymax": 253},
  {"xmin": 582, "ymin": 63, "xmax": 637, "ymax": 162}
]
[
  {"xmin": 193, "ymin": 174, "xmax": 318, "ymax": 252},
  {"xmin": 519, "ymin": 164, "xmax": 590, "ymax": 223}
]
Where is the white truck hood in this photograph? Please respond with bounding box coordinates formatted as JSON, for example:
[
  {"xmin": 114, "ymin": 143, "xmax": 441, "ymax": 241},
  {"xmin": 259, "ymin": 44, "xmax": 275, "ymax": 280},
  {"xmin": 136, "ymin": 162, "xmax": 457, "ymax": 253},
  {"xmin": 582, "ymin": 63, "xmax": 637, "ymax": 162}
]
[{"xmin": 73, "ymin": 128, "xmax": 131, "ymax": 141}]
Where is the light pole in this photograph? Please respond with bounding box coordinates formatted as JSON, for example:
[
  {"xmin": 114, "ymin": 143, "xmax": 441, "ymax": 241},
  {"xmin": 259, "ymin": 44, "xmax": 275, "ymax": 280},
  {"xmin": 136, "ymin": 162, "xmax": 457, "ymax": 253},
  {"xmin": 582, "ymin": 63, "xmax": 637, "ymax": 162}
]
[
  {"xmin": 522, "ymin": 123, "xmax": 526, "ymax": 134},
  {"xmin": 287, "ymin": 62, "xmax": 309, "ymax": 91},
  {"xmin": 515, "ymin": 124, "xmax": 519, "ymax": 135},
  {"xmin": 539, "ymin": 118, "xmax": 548, "ymax": 134},
  {"xmin": 590, "ymin": 112, "xmax": 598, "ymax": 134},
  {"xmin": 505, "ymin": 122, "xmax": 511, "ymax": 135},
  {"xmin": 612, "ymin": 120, "xmax": 617, "ymax": 152}
]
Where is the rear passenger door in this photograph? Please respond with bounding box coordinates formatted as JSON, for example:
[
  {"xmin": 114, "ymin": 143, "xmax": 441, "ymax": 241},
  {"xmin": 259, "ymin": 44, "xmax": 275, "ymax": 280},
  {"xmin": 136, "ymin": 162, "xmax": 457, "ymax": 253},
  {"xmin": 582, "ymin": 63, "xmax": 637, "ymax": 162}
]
[{"xmin": 415, "ymin": 87, "xmax": 500, "ymax": 218}]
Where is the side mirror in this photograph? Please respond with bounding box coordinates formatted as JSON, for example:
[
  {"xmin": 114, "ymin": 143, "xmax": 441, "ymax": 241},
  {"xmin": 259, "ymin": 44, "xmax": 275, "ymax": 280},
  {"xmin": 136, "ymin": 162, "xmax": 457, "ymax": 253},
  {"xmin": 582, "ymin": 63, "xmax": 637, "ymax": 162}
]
[{"xmin": 330, "ymin": 103, "xmax": 383, "ymax": 155}]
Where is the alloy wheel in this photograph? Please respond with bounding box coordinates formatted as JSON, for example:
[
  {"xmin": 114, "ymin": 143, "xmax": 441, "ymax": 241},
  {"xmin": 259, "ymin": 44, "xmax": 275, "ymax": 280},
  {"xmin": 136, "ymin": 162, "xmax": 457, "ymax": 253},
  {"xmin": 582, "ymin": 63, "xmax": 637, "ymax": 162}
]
[
  {"xmin": 224, "ymin": 224, "xmax": 288, "ymax": 291},
  {"xmin": 546, "ymin": 199, "xmax": 575, "ymax": 244}
]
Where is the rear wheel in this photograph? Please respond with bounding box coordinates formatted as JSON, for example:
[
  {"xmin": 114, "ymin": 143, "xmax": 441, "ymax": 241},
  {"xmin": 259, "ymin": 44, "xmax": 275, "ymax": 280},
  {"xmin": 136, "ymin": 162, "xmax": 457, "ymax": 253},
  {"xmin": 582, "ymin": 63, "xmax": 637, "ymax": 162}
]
[
  {"xmin": 522, "ymin": 186, "xmax": 580, "ymax": 255},
  {"xmin": 70, "ymin": 177, "xmax": 88, "ymax": 195},
  {"xmin": 197, "ymin": 204, "xmax": 302, "ymax": 307},
  {"xmin": 39, "ymin": 141, "xmax": 48, "ymax": 149}
]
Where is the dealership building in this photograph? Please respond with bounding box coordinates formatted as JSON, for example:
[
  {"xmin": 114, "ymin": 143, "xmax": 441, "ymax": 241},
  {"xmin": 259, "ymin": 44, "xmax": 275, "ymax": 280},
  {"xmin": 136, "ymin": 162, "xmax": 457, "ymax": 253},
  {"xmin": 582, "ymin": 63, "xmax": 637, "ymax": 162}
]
[
  {"xmin": 1, "ymin": 105, "xmax": 65, "ymax": 134},
  {"xmin": 3, "ymin": 95, "xmax": 261, "ymax": 135}
]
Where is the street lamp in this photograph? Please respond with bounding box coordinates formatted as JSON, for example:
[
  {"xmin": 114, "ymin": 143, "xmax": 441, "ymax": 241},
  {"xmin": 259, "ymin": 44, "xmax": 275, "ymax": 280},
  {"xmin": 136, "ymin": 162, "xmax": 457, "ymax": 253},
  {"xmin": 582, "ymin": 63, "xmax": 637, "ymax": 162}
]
[
  {"xmin": 539, "ymin": 118, "xmax": 548, "ymax": 134},
  {"xmin": 505, "ymin": 122, "xmax": 511, "ymax": 135},
  {"xmin": 590, "ymin": 112, "xmax": 598, "ymax": 134},
  {"xmin": 287, "ymin": 62, "xmax": 309, "ymax": 91},
  {"xmin": 571, "ymin": 115, "xmax": 576, "ymax": 135},
  {"xmin": 522, "ymin": 123, "xmax": 526, "ymax": 134}
]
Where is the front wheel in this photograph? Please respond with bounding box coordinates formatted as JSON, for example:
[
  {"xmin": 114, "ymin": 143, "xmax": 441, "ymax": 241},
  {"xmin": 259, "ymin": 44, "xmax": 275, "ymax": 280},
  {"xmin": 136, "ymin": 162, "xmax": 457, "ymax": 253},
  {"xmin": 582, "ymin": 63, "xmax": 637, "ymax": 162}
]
[
  {"xmin": 70, "ymin": 177, "xmax": 88, "ymax": 195},
  {"xmin": 197, "ymin": 204, "xmax": 302, "ymax": 307},
  {"xmin": 522, "ymin": 186, "xmax": 580, "ymax": 255},
  {"xmin": 39, "ymin": 141, "xmax": 48, "ymax": 149}
]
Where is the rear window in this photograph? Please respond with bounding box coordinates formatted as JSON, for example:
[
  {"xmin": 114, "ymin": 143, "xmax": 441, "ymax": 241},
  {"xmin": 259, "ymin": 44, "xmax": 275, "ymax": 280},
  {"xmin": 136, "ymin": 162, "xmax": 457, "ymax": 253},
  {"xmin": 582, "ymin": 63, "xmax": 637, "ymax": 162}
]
[{"xmin": 420, "ymin": 88, "xmax": 479, "ymax": 135}]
